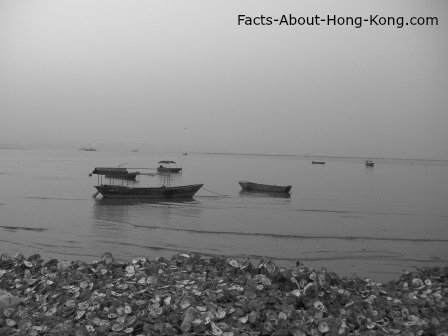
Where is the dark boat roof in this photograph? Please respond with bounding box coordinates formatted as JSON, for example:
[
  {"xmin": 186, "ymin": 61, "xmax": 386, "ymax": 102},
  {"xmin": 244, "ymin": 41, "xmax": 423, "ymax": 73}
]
[
  {"xmin": 158, "ymin": 160, "xmax": 176, "ymax": 164},
  {"xmin": 91, "ymin": 167, "xmax": 129, "ymax": 175}
]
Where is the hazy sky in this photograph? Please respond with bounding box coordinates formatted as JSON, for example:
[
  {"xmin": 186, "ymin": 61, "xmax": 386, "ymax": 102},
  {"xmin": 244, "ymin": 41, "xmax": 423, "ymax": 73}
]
[{"xmin": 1, "ymin": 1, "xmax": 447, "ymax": 158}]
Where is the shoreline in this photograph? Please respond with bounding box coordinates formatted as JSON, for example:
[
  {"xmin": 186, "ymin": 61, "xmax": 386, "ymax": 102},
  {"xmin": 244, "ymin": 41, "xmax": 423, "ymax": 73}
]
[
  {"xmin": 0, "ymin": 245, "xmax": 423, "ymax": 284},
  {"xmin": 1, "ymin": 252, "xmax": 447, "ymax": 335}
]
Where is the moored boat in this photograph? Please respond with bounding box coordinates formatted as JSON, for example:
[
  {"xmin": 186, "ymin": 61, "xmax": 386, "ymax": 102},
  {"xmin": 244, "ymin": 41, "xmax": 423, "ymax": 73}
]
[
  {"xmin": 79, "ymin": 146, "xmax": 97, "ymax": 152},
  {"xmin": 157, "ymin": 160, "xmax": 182, "ymax": 173},
  {"xmin": 239, "ymin": 181, "xmax": 292, "ymax": 193},
  {"xmin": 94, "ymin": 184, "xmax": 203, "ymax": 199},
  {"xmin": 311, "ymin": 161, "xmax": 326, "ymax": 165},
  {"xmin": 90, "ymin": 167, "xmax": 202, "ymax": 199},
  {"xmin": 365, "ymin": 160, "xmax": 374, "ymax": 167}
]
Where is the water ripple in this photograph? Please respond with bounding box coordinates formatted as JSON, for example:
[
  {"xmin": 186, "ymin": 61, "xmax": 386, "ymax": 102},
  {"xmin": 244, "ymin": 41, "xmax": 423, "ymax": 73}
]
[
  {"xmin": 19, "ymin": 196, "xmax": 85, "ymax": 201},
  {"xmin": 0, "ymin": 226, "xmax": 47, "ymax": 232},
  {"xmin": 129, "ymin": 224, "xmax": 448, "ymax": 243}
]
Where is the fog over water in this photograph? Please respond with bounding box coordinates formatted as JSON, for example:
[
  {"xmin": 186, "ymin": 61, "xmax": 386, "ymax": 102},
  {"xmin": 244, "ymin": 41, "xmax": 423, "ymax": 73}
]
[{"xmin": 1, "ymin": 1, "xmax": 447, "ymax": 158}]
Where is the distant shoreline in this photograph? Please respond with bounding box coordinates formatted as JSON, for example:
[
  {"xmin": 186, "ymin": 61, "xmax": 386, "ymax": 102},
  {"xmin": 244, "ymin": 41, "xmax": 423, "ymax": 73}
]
[
  {"xmin": 1, "ymin": 146, "xmax": 447, "ymax": 162},
  {"xmin": 200, "ymin": 152, "xmax": 448, "ymax": 162},
  {"xmin": 0, "ymin": 147, "xmax": 30, "ymax": 150}
]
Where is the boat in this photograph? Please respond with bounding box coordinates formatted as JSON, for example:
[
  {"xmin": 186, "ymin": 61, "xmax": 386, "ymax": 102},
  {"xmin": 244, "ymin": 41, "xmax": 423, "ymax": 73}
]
[
  {"xmin": 311, "ymin": 161, "xmax": 326, "ymax": 165},
  {"xmin": 182, "ymin": 153, "xmax": 188, "ymax": 156},
  {"xmin": 130, "ymin": 149, "xmax": 139, "ymax": 152},
  {"xmin": 90, "ymin": 169, "xmax": 203, "ymax": 199},
  {"xmin": 365, "ymin": 160, "xmax": 374, "ymax": 167},
  {"xmin": 157, "ymin": 160, "xmax": 182, "ymax": 173},
  {"xmin": 79, "ymin": 146, "xmax": 97, "ymax": 152},
  {"xmin": 90, "ymin": 167, "xmax": 140, "ymax": 180},
  {"xmin": 239, "ymin": 181, "xmax": 292, "ymax": 193},
  {"xmin": 93, "ymin": 184, "xmax": 203, "ymax": 199}
]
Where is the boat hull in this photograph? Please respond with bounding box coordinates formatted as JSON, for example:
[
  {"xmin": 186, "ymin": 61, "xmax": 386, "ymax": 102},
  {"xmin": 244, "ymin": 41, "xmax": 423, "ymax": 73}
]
[
  {"xmin": 312, "ymin": 161, "xmax": 326, "ymax": 165},
  {"xmin": 239, "ymin": 181, "xmax": 291, "ymax": 193},
  {"xmin": 95, "ymin": 184, "xmax": 203, "ymax": 199},
  {"xmin": 239, "ymin": 190, "xmax": 291, "ymax": 198},
  {"xmin": 157, "ymin": 167, "xmax": 182, "ymax": 173}
]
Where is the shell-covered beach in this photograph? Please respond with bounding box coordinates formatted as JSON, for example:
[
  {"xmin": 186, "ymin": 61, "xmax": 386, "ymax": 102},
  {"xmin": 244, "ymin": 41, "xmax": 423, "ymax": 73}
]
[{"xmin": 1, "ymin": 252, "xmax": 447, "ymax": 335}]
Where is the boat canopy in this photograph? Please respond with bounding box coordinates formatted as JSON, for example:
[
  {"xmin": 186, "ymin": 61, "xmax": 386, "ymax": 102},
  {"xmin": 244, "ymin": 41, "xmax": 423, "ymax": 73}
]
[
  {"xmin": 158, "ymin": 160, "xmax": 176, "ymax": 164},
  {"xmin": 91, "ymin": 167, "xmax": 129, "ymax": 175}
]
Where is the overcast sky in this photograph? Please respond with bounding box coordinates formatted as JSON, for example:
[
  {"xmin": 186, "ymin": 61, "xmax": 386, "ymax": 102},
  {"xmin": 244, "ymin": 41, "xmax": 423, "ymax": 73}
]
[{"xmin": 1, "ymin": 1, "xmax": 447, "ymax": 158}]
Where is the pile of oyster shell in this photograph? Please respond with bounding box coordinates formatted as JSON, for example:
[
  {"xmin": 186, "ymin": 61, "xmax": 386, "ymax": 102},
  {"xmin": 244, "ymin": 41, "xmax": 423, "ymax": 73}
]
[{"xmin": 0, "ymin": 252, "xmax": 447, "ymax": 335}]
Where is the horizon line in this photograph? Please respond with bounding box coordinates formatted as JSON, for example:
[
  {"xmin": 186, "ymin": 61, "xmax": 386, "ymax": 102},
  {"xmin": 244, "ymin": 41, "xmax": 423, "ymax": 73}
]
[
  {"xmin": 1, "ymin": 143, "xmax": 447, "ymax": 162},
  {"xmin": 200, "ymin": 152, "xmax": 448, "ymax": 162}
]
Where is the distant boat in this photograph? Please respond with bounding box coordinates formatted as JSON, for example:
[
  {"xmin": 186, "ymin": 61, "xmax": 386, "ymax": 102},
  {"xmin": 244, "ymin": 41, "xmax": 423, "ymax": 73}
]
[
  {"xmin": 157, "ymin": 160, "xmax": 182, "ymax": 173},
  {"xmin": 130, "ymin": 149, "xmax": 139, "ymax": 152},
  {"xmin": 90, "ymin": 167, "xmax": 140, "ymax": 180},
  {"xmin": 239, "ymin": 181, "xmax": 292, "ymax": 193},
  {"xmin": 79, "ymin": 146, "xmax": 97, "ymax": 152},
  {"xmin": 182, "ymin": 153, "xmax": 188, "ymax": 156},
  {"xmin": 90, "ymin": 168, "xmax": 202, "ymax": 199},
  {"xmin": 365, "ymin": 160, "xmax": 374, "ymax": 167},
  {"xmin": 312, "ymin": 161, "xmax": 326, "ymax": 165}
]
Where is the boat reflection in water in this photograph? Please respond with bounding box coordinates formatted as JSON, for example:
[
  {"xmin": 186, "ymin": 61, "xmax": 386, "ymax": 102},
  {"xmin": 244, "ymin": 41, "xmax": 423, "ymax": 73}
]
[
  {"xmin": 91, "ymin": 197, "xmax": 203, "ymax": 260},
  {"xmin": 92, "ymin": 198, "xmax": 202, "ymax": 231},
  {"xmin": 92, "ymin": 198, "xmax": 202, "ymax": 224},
  {"xmin": 93, "ymin": 197, "xmax": 200, "ymax": 208}
]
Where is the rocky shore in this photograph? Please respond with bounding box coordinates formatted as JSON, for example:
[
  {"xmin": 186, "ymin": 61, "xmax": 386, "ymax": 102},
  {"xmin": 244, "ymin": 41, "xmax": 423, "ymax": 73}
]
[{"xmin": 0, "ymin": 252, "xmax": 447, "ymax": 336}]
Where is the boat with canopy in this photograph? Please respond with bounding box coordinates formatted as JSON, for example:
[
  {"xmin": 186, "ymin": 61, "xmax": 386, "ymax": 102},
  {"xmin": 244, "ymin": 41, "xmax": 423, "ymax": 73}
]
[
  {"xmin": 90, "ymin": 167, "xmax": 202, "ymax": 199},
  {"xmin": 157, "ymin": 160, "xmax": 182, "ymax": 173}
]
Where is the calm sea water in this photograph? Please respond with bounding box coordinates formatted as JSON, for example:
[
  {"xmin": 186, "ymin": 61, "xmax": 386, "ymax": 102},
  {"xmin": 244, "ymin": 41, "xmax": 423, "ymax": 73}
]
[{"xmin": 1, "ymin": 148, "xmax": 447, "ymax": 282}]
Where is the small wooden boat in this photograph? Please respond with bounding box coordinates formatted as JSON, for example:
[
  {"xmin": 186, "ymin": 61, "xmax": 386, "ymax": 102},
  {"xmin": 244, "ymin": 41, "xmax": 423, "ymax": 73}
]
[
  {"xmin": 312, "ymin": 161, "xmax": 326, "ymax": 165},
  {"xmin": 157, "ymin": 160, "xmax": 182, "ymax": 173},
  {"xmin": 90, "ymin": 167, "xmax": 140, "ymax": 180},
  {"xmin": 365, "ymin": 160, "xmax": 374, "ymax": 167},
  {"xmin": 94, "ymin": 184, "xmax": 203, "ymax": 199},
  {"xmin": 90, "ymin": 168, "xmax": 202, "ymax": 199},
  {"xmin": 239, "ymin": 181, "xmax": 292, "ymax": 193}
]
